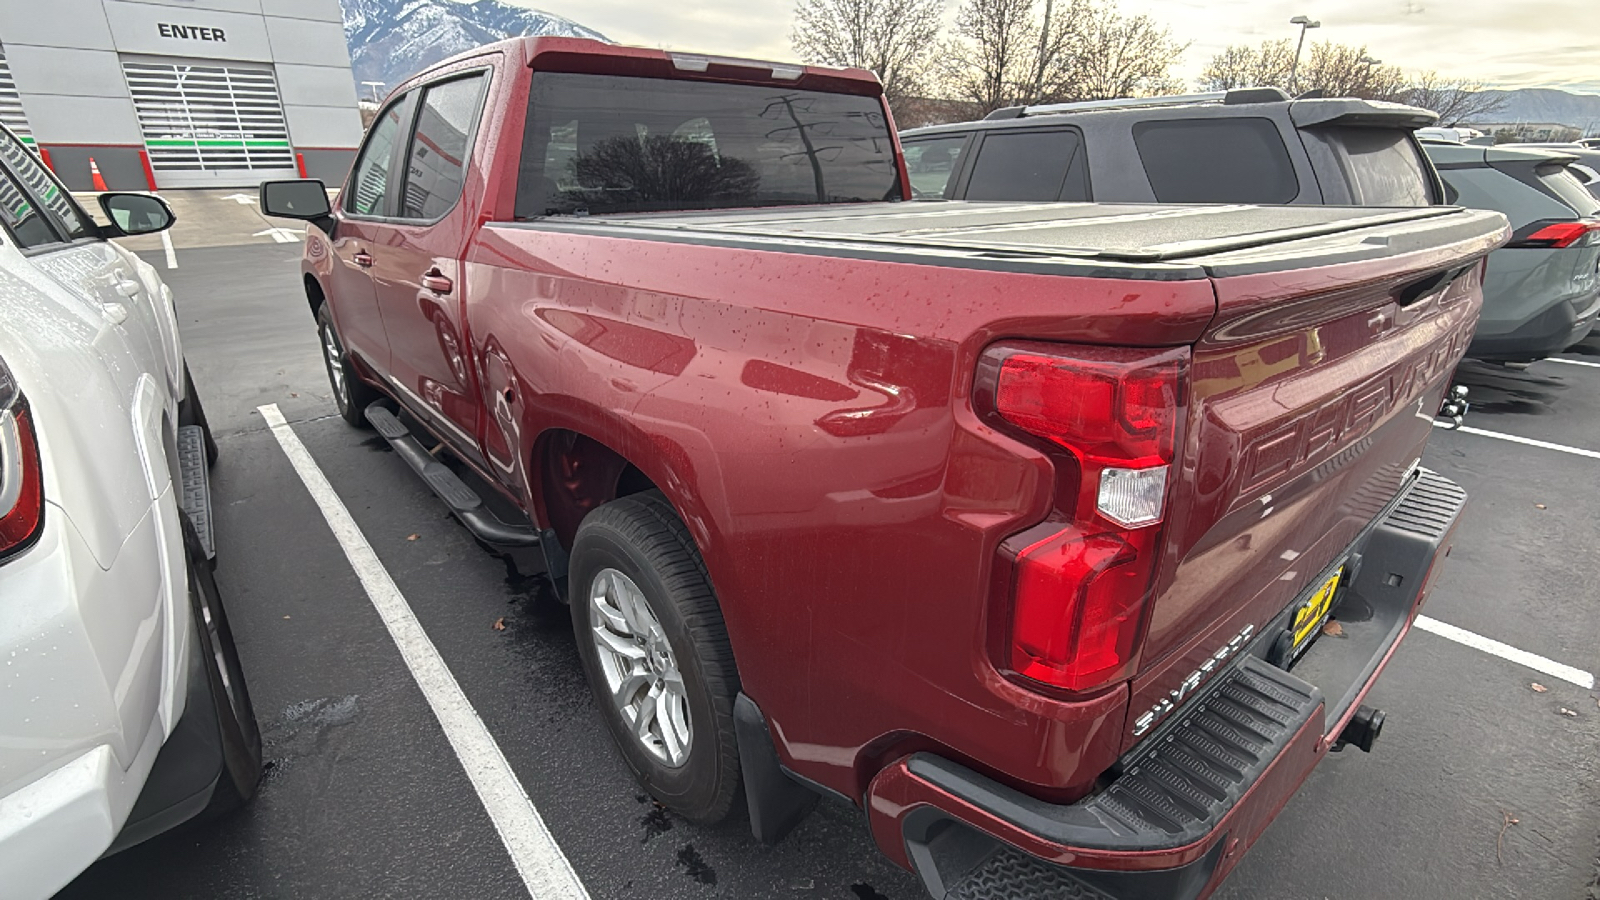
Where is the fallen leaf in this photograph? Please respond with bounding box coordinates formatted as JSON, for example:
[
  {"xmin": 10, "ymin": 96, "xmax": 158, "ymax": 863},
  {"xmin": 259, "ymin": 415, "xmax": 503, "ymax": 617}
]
[
  {"xmin": 1321, "ymin": 620, "xmax": 1344, "ymax": 637},
  {"xmin": 406, "ymin": 533, "xmax": 420, "ymax": 542},
  {"xmin": 1497, "ymin": 810, "xmax": 1519, "ymax": 865},
  {"xmin": 492, "ymin": 617, "xmax": 507, "ymax": 631},
  {"xmin": 1559, "ymin": 707, "xmax": 1577, "ymax": 717},
  {"xmin": 1531, "ymin": 683, "xmax": 1548, "ymax": 693},
  {"xmin": 289, "ymin": 392, "xmax": 299, "ymax": 398},
  {"xmin": 1534, "ymin": 503, "xmax": 1547, "ymax": 510}
]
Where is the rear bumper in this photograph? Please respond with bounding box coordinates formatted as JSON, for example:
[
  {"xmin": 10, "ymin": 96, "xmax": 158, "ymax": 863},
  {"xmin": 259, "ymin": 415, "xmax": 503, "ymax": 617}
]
[
  {"xmin": 865, "ymin": 470, "xmax": 1467, "ymax": 900},
  {"xmin": 1469, "ymin": 282, "xmax": 1600, "ymax": 361}
]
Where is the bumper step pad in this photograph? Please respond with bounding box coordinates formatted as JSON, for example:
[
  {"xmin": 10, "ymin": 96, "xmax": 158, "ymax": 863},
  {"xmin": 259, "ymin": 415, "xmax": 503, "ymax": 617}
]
[
  {"xmin": 924, "ymin": 659, "xmax": 1321, "ymax": 899},
  {"xmin": 1093, "ymin": 656, "xmax": 1319, "ymax": 843}
]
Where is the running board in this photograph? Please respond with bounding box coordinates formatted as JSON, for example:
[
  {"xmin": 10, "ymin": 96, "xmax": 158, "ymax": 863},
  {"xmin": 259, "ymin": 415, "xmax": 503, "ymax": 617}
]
[
  {"xmin": 364, "ymin": 403, "xmax": 545, "ymax": 549},
  {"xmin": 176, "ymin": 425, "xmax": 215, "ymax": 561}
]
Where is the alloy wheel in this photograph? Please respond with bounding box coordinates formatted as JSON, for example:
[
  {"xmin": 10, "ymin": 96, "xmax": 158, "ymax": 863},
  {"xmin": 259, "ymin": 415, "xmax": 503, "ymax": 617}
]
[{"xmin": 588, "ymin": 567, "xmax": 693, "ymax": 767}]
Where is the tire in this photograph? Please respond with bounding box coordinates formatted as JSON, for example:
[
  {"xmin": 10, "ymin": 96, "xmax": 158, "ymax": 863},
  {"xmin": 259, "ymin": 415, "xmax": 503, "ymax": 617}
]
[
  {"xmin": 183, "ymin": 519, "xmax": 262, "ymax": 813},
  {"xmin": 317, "ymin": 302, "xmax": 380, "ymax": 427},
  {"xmin": 177, "ymin": 363, "xmax": 219, "ymax": 468},
  {"xmin": 570, "ymin": 491, "xmax": 742, "ymax": 825}
]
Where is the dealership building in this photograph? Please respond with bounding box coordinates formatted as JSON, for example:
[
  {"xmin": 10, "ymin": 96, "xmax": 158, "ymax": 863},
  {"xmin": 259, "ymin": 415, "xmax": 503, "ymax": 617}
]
[{"xmin": 0, "ymin": 0, "xmax": 362, "ymax": 190}]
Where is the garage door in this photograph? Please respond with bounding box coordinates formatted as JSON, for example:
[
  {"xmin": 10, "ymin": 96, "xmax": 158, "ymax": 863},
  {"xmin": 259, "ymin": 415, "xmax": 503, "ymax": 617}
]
[
  {"xmin": 0, "ymin": 45, "xmax": 34, "ymax": 147},
  {"xmin": 122, "ymin": 58, "xmax": 298, "ymax": 188}
]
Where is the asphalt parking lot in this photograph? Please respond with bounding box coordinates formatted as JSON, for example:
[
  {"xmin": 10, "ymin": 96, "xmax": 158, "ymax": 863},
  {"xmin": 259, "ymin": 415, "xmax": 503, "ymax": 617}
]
[{"xmin": 56, "ymin": 198, "xmax": 1600, "ymax": 899}]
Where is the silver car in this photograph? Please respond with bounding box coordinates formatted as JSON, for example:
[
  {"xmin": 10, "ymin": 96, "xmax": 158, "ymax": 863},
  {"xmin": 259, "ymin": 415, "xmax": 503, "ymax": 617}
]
[
  {"xmin": 1423, "ymin": 140, "xmax": 1600, "ymax": 362},
  {"xmin": 0, "ymin": 127, "xmax": 259, "ymax": 898}
]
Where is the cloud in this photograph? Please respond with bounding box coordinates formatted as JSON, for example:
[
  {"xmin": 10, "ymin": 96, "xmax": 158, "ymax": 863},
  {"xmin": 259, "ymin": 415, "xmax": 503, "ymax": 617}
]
[{"xmin": 520, "ymin": 0, "xmax": 1598, "ymax": 94}]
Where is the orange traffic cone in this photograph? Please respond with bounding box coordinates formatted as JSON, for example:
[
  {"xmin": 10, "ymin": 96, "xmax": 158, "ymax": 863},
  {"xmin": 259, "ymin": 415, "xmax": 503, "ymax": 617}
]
[{"xmin": 89, "ymin": 157, "xmax": 108, "ymax": 191}]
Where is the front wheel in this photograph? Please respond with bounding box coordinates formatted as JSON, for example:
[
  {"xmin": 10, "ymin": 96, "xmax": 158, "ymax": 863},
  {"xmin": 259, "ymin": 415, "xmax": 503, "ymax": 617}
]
[
  {"xmin": 317, "ymin": 303, "xmax": 379, "ymax": 427},
  {"xmin": 570, "ymin": 491, "xmax": 743, "ymax": 825}
]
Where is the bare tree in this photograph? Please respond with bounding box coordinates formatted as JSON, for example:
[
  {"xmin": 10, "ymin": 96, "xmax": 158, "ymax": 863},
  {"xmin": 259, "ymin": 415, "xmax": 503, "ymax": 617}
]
[
  {"xmin": 939, "ymin": 0, "xmax": 1185, "ymax": 113},
  {"xmin": 1398, "ymin": 71, "xmax": 1507, "ymax": 125},
  {"xmin": 1199, "ymin": 39, "xmax": 1295, "ymax": 91},
  {"xmin": 1298, "ymin": 42, "xmax": 1406, "ymax": 100},
  {"xmin": 1056, "ymin": 4, "xmax": 1187, "ymax": 101},
  {"xmin": 941, "ymin": 0, "xmax": 1039, "ymax": 114},
  {"xmin": 791, "ymin": 0, "xmax": 947, "ymax": 104},
  {"xmin": 1199, "ymin": 39, "xmax": 1404, "ymax": 100}
]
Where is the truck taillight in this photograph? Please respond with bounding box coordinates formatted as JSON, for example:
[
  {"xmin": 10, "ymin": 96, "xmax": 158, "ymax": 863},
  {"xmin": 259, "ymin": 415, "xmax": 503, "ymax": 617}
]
[
  {"xmin": 0, "ymin": 358, "xmax": 43, "ymax": 563},
  {"xmin": 983, "ymin": 344, "xmax": 1187, "ymax": 693}
]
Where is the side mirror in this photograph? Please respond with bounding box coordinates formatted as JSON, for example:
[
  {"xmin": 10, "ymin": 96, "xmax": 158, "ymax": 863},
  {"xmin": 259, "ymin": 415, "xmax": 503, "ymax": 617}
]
[
  {"xmin": 260, "ymin": 179, "xmax": 334, "ymax": 233},
  {"xmin": 1443, "ymin": 181, "xmax": 1460, "ymax": 205},
  {"xmin": 98, "ymin": 193, "xmax": 174, "ymax": 236}
]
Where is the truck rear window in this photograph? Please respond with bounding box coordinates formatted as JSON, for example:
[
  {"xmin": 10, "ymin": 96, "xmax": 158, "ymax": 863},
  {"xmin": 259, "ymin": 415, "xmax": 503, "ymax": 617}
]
[{"xmin": 515, "ymin": 73, "xmax": 901, "ymax": 217}]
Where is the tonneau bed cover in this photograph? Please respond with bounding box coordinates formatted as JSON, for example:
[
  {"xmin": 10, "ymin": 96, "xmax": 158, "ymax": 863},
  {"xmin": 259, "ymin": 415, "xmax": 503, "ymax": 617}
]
[{"xmin": 515, "ymin": 202, "xmax": 1508, "ymax": 279}]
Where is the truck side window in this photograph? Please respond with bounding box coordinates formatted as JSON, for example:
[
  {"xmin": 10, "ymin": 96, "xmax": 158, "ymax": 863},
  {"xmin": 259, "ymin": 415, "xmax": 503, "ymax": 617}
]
[
  {"xmin": 1133, "ymin": 118, "xmax": 1297, "ymax": 204},
  {"xmin": 902, "ymin": 137, "xmax": 966, "ymax": 199},
  {"xmin": 399, "ymin": 72, "xmax": 488, "ymax": 220},
  {"xmin": 964, "ymin": 130, "xmax": 1083, "ymax": 202},
  {"xmin": 346, "ymin": 98, "xmax": 407, "ymax": 217}
]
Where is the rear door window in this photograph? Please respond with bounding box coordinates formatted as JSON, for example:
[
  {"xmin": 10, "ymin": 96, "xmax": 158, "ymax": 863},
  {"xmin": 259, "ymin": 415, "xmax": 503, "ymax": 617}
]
[
  {"xmin": 963, "ymin": 129, "xmax": 1084, "ymax": 202},
  {"xmin": 902, "ymin": 137, "xmax": 967, "ymax": 199},
  {"xmin": 1326, "ymin": 128, "xmax": 1433, "ymax": 206},
  {"xmin": 399, "ymin": 72, "xmax": 488, "ymax": 220},
  {"xmin": 1133, "ymin": 117, "xmax": 1297, "ymax": 203}
]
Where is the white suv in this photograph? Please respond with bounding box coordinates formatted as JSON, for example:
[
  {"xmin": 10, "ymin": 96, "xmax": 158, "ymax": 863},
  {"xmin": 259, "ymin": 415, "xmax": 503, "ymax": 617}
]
[{"xmin": 0, "ymin": 128, "xmax": 259, "ymax": 898}]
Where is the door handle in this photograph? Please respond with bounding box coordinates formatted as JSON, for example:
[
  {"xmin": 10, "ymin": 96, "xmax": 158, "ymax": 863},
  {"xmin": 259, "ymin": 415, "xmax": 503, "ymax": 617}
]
[
  {"xmin": 420, "ymin": 269, "xmax": 454, "ymax": 294},
  {"xmin": 354, "ymin": 251, "xmax": 374, "ymax": 268}
]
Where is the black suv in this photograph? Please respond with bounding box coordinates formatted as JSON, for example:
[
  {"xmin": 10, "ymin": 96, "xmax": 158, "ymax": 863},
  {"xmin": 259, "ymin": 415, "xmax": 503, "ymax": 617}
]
[{"xmin": 900, "ymin": 89, "xmax": 1443, "ymax": 207}]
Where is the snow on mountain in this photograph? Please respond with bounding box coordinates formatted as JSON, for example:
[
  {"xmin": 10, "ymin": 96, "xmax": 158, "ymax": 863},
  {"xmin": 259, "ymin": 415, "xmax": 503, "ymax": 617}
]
[{"xmin": 340, "ymin": 0, "xmax": 607, "ymax": 95}]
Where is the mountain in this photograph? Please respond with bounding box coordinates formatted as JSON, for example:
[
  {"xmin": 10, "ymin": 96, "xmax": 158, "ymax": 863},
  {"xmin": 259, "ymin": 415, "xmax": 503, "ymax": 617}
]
[
  {"xmin": 340, "ymin": 0, "xmax": 607, "ymax": 95},
  {"xmin": 1469, "ymin": 88, "xmax": 1600, "ymax": 131}
]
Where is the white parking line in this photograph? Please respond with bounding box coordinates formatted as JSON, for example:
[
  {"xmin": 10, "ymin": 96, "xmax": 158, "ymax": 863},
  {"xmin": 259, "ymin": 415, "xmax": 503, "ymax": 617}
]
[
  {"xmin": 258, "ymin": 403, "xmax": 590, "ymax": 900},
  {"xmin": 161, "ymin": 230, "xmax": 177, "ymax": 269},
  {"xmin": 1544, "ymin": 357, "xmax": 1600, "ymax": 369},
  {"xmin": 1432, "ymin": 421, "xmax": 1600, "ymax": 460},
  {"xmin": 1415, "ymin": 615, "xmax": 1595, "ymax": 689}
]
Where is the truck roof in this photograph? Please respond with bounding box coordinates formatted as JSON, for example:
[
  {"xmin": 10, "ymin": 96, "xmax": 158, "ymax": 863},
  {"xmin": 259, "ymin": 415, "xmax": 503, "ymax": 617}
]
[
  {"xmin": 514, "ymin": 202, "xmax": 1507, "ymax": 280},
  {"xmin": 398, "ymin": 36, "xmax": 883, "ymax": 98}
]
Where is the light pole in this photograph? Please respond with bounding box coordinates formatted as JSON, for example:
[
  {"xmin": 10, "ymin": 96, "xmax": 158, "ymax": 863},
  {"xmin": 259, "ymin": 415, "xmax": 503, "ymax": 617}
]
[
  {"xmin": 1032, "ymin": 0, "xmax": 1055, "ymax": 104},
  {"xmin": 361, "ymin": 81, "xmax": 385, "ymax": 104},
  {"xmin": 1289, "ymin": 15, "xmax": 1321, "ymax": 94}
]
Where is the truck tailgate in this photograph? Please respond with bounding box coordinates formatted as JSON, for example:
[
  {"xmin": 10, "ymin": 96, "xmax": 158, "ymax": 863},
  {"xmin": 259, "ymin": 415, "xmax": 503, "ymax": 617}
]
[{"xmin": 1123, "ymin": 207, "xmax": 1505, "ymax": 752}]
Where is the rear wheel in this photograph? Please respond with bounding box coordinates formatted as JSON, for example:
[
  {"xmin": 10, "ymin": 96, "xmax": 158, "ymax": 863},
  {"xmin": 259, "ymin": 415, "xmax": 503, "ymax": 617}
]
[
  {"xmin": 317, "ymin": 303, "xmax": 380, "ymax": 427},
  {"xmin": 570, "ymin": 491, "xmax": 742, "ymax": 825},
  {"xmin": 183, "ymin": 519, "xmax": 261, "ymax": 813}
]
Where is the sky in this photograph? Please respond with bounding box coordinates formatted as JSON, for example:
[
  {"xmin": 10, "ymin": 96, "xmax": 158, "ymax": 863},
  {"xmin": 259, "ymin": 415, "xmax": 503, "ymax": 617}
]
[{"xmin": 522, "ymin": 0, "xmax": 1600, "ymax": 94}]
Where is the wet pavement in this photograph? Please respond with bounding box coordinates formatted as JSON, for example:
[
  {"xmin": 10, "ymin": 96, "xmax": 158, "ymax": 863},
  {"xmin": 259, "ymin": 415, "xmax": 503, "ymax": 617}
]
[{"xmin": 54, "ymin": 234, "xmax": 1600, "ymax": 900}]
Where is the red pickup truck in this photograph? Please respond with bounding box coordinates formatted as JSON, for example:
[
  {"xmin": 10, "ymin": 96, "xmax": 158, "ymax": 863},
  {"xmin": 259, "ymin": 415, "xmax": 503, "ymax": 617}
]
[{"xmin": 262, "ymin": 37, "xmax": 1506, "ymax": 899}]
